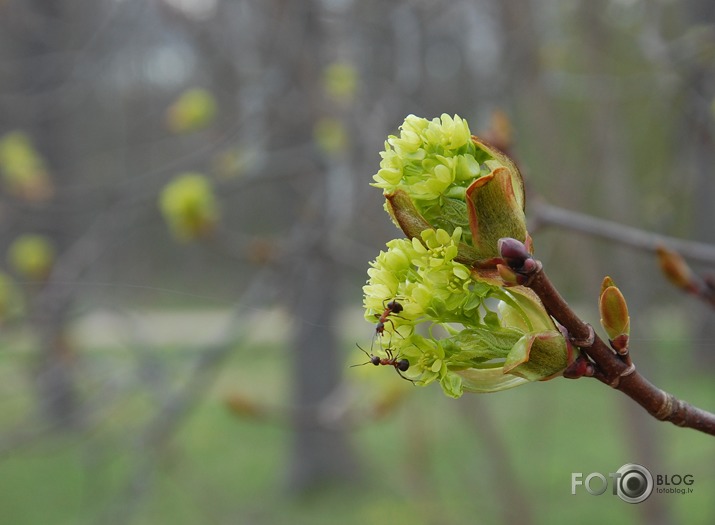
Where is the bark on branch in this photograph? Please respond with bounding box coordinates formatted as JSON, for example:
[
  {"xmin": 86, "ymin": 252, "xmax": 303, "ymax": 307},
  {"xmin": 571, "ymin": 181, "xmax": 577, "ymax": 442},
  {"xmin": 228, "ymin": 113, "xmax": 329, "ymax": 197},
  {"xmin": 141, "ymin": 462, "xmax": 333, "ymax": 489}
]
[{"xmin": 518, "ymin": 256, "xmax": 715, "ymax": 436}]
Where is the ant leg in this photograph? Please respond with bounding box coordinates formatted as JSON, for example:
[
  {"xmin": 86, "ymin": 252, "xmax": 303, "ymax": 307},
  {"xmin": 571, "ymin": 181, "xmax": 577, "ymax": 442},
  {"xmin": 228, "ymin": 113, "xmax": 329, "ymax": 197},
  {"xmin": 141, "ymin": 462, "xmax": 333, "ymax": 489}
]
[
  {"xmin": 382, "ymin": 296, "xmax": 405, "ymax": 309},
  {"xmin": 395, "ymin": 368, "xmax": 417, "ymax": 385},
  {"xmin": 384, "ymin": 318, "xmax": 416, "ymax": 341},
  {"xmin": 383, "ymin": 319, "xmax": 402, "ymax": 338}
]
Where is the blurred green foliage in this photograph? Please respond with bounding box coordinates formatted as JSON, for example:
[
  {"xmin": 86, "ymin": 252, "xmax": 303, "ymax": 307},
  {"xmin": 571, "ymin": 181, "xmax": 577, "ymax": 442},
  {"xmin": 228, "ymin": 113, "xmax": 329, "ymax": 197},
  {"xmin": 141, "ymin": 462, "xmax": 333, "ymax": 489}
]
[
  {"xmin": 166, "ymin": 88, "xmax": 218, "ymax": 134},
  {"xmin": 0, "ymin": 271, "xmax": 23, "ymax": 320},
  {"xmin": 7, "ymin": 234, "xmax": 55, "ymax": 281},
  {"xmin": 323, "ymin": 61, "xmax": 358, "ymax": 104},
  {"xmin": 0, "ymin": 132, "xmax": 53, "ymax": 201},
  {"xmin": 314, "ymin": 117, "xmax": 349, "ymax": 156},
  {"xmin": 159, "ymin": 173, "xmax": 219, "ymax": 242}
]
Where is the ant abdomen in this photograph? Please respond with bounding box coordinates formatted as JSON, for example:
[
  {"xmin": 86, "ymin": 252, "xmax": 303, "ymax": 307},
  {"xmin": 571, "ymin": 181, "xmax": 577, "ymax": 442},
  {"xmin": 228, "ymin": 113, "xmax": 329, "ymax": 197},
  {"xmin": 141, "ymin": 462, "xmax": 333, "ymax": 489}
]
[{"xmin": 385, "ymin": 300, "xmax": 404, "ymax": 315}]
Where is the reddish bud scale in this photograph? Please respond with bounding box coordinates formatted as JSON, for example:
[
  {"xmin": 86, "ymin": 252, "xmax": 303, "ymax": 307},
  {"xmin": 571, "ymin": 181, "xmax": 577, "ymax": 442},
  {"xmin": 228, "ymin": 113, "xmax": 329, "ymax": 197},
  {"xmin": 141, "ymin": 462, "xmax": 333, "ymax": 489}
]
[
  {"xmin": 610, "ymin": 334, "xmax": 630, "ymax": 355},
  {"xmin": 562, "ymin": 356, "xmax": 595, "ymax": 379}
]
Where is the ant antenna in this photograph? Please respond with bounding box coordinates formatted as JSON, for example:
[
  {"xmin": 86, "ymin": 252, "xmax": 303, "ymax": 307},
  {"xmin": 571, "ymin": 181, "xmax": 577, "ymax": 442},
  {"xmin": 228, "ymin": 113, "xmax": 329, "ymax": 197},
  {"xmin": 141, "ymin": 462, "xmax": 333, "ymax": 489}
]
[{"xmin": 350, "ymin": 344, "xmax": 380, "ymax": 368}]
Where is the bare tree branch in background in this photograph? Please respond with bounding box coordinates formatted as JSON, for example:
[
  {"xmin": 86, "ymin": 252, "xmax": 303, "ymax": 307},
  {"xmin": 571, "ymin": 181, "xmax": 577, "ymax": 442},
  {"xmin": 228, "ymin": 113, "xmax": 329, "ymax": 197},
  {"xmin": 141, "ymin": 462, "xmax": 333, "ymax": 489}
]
[{"xmin": 530, "ymin": 200, "xmax": 715, "ymax": 266}]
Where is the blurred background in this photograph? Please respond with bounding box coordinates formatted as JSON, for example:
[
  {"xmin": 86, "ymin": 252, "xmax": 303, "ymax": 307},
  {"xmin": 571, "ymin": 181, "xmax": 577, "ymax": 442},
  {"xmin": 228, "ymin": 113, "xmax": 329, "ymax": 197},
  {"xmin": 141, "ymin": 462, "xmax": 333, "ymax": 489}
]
[{"xmin": 0, "ymin": 0, "xmax": 714, "ymax": 524}]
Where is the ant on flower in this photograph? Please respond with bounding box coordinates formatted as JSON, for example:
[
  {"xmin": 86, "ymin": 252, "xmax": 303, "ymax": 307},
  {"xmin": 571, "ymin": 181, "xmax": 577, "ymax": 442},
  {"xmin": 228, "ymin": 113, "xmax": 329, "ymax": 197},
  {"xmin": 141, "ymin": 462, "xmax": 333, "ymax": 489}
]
[
  {"xmin": 351, "ymin": 343, "xmax": 415, "ymax": 384},
  {"xmin": 373, "ymin": 298, "xmax": 404, "ymax": 339}
]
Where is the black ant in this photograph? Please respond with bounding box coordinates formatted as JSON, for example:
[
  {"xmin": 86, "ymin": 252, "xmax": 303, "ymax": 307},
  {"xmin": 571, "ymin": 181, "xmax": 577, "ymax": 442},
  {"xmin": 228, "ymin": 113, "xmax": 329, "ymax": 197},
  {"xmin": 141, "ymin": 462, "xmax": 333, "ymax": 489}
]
[{"xmin": 351, "ymin": 343, "xmax": 415, "ymax": 384}]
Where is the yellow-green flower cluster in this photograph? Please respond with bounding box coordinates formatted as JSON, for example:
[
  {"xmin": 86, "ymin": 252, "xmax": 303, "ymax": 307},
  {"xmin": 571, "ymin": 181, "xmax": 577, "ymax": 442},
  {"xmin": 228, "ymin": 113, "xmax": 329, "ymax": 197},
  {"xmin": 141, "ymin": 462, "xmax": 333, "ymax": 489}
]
[
  {"xmin": 363, "ymin": 113, "xmax": 573, "ymax": 397},
  {"xmin": 372, "ymin": 114, "xmax": 495, "ymax": 243},
  {"xmin": 364, "ymin": 227, "xmax": 552, "ymax": 397},
  {"xmin": 364, "ymin": 228, "xmax": 485, "ymax": 329}
]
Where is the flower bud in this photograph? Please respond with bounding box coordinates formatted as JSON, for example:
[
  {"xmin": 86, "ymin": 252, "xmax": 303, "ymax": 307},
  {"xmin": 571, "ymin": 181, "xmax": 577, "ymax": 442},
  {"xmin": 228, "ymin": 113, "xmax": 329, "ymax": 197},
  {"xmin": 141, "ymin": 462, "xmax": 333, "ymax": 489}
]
[
  {"xmin": 166, "ymin": 88, "xmax": 217, "ymax": 134},
  {"xmin": 656, "ymin": 245, "xmax": 697, "ymax": 293},
  {"xmin": 0, "ymin": 132, "xmax": 53, "ymax": 202},
  {"xmin": 498, "ymin": 237, "xmax": 531, "ymax": 264},
  {"xmin": 313, "ymin": 118, "xmax": 348, "ymax": 156},
  {"xmin": 159, "ymin": 173, "xmax": 218, "ymax": 242},
  {"xmin": 598, "ymin": 276, "xmax": 630, "ymax": 354},
  {"xmin": 323, "ymin": 61, "xmax": 358, "ymax": 105},
  {"xmin": 8, "ymin": 234, "xmax": 55, "ymax": 280}
]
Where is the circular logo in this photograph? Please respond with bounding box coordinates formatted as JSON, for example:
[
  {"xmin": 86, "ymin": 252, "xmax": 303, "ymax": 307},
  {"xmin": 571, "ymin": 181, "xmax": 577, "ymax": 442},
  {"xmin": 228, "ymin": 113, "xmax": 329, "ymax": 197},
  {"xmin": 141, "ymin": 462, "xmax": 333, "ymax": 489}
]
[{"xmin": 616, "ymin": 463, "xmax": 653, "ymax": 503}]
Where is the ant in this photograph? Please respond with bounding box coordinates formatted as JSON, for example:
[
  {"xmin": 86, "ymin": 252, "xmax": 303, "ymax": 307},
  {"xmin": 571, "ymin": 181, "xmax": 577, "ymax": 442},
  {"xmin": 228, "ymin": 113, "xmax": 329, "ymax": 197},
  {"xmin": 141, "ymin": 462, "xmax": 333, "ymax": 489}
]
[
  {"xmin": 351, "ymin": 343, "xmax": 415, "ymax": 384},
  {"xmin": 373, "ymin": 298, "xmax": 405, "ymax": 340}
]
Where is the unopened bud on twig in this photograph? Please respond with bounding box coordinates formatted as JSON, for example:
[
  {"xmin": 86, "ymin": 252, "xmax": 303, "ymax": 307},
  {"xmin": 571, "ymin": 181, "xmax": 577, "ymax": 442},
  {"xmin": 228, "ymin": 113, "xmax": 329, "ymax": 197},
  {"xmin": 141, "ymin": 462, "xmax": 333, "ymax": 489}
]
[
  {"xmin": 599, "ymin": 276, "xmax": 630, "ymax": 355},
  {"xmin": 497, "ymin": 237, "xmax": 539, "ymax": 283},
  {"xmin": 656, "ymin": 245, "xmax": 697, "ymax": 294}
]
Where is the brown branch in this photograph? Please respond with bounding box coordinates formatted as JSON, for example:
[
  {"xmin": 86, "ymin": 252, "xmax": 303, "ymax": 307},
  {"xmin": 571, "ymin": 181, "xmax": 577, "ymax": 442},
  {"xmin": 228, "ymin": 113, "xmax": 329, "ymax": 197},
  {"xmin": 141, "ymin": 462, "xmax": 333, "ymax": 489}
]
[
  {"xmin": 496, "ymin": 236, "xmax": 715, "ymax": 436},
  {"xmin": 525, "ymin": 264, "xmax": 715, "ymax": 436}
]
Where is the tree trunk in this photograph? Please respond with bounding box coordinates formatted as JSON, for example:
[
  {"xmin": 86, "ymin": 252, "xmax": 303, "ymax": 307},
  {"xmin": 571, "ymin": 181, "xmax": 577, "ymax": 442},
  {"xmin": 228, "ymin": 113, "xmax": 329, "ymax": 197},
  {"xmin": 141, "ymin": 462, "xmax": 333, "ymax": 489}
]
[
  {"xmin": 286, "ymin": 244, "xmax": 357, "ymax": 491},
  {"xmin": 276, "ymin": 0, "xmax": 358, "ymax": 493}
]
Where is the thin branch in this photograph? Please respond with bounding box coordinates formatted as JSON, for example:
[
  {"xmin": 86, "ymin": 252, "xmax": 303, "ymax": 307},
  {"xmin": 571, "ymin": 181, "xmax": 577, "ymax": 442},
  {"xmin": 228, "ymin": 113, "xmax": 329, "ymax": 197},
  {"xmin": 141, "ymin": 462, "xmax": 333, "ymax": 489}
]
[
  {"xmin": 530, "ymin": 200, "xmax": 715, "ymax": 266},
  {"xmin": 522, "ymin": 261, "xmax": 715, "ymax": 436}
]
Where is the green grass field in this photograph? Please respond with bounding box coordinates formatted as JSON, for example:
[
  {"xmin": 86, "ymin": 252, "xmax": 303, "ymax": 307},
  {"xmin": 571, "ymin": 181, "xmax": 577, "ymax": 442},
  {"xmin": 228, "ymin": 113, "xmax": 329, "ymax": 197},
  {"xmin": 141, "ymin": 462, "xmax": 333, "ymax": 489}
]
[{"xmin": 0, "ymin": 332, "xmax": 713, "ymax": 525}]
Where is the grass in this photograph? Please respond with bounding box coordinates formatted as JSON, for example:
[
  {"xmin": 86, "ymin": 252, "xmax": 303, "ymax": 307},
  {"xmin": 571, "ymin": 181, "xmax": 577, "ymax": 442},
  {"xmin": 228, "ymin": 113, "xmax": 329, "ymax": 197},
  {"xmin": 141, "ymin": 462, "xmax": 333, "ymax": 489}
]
[{"xmin": 0, "ymin": 331, "xmax": 713, "ymax": 525}]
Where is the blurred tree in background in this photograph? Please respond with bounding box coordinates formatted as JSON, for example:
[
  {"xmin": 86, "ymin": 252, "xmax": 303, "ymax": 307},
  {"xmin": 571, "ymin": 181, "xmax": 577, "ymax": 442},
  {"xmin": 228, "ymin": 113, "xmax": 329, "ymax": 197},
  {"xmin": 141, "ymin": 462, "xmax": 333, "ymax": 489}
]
[{"xmin": 0, "ymin": 1, "xmax": 713, "ymax": 524}]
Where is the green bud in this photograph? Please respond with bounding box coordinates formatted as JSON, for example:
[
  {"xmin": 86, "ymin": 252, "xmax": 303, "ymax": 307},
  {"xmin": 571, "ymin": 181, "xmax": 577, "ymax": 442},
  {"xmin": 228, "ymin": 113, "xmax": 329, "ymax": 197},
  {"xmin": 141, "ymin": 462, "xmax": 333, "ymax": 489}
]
[
  {"xmin": 599, "ymin": 276, "xmax": 630, "ymax": 353},
  {"xmin": 0, "ymin": 132, "xmax": 53, "ymax": 202},
  {"xmin": 656, "ymin": 246, "xmax": 697, "ymax": 293},
  {"xmin": 313, "ymin": 118, "xmax": 348, "ymax": 156},
  {"xmin": 159, "ymin": 173, "xmax": 218, "ymax": 242},
  {"xmin": 8, "ymin": 234, "xmax": 55, "ymax": 280},
  {"xmin": 166, "ymin": 88, "xmax": 217, "ymax": 133},
  {"xmin": 323, "ymin": 61, "xmax": 358, "ymax": 104}
]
